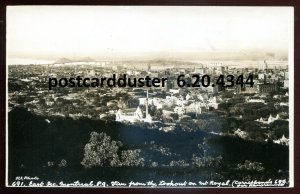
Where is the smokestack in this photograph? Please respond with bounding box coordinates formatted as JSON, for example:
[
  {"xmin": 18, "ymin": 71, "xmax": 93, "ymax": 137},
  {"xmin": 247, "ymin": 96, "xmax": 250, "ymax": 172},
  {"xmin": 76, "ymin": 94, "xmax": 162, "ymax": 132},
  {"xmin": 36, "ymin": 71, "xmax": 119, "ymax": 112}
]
[{"xmin": 146, "ymin": 89, "xmax": 149, "ymax": 117}]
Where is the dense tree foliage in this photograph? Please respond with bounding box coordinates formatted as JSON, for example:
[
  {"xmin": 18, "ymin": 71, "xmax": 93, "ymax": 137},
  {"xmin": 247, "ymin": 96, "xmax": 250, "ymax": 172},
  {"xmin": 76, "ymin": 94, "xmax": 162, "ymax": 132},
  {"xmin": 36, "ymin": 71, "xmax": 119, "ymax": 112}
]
[
  {"xmin": 81, "ymin": 132, "xmax": 144, "ymax": 168},
  {"xmin": 8, "ymin": 107, "xmax": 289, "ymax": 184},
  {"xmin": 81, "ymin": 132, "xmax": 121, "ymax": 168}
]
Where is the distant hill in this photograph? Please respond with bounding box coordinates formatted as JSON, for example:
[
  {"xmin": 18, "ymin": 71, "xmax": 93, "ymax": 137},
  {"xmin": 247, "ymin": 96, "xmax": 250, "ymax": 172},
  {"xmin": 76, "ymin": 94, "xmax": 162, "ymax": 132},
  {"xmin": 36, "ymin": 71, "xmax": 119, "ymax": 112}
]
[
  {"xmin": 54, "ymin": 57, "xmax": 96, "ymax": 64},
  {"xmin": 78, "ymin": 57, "xmax": 96, "ymax": 62},
  {"xmin": 54, "ymin": 58, "xmax": 73, "ymax": 64}
]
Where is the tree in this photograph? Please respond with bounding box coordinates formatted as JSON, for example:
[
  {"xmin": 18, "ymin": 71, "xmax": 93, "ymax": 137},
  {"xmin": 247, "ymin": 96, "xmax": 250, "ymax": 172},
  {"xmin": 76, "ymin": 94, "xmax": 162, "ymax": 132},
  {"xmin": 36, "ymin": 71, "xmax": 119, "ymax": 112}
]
[
  {"xmin": 169, "ymin": 160, "xmax": 189, "ymax": 167},
  {"xmin": 120, "ymin": 149, "xmax": 144, "ymax": 167},
  {"xmin": 200, "ymin": 137, "xmax": 208, "ymax": 153},
  {"xmin": 81, "ymin": 131, "xmax": 145, "ymax": 168},
  {"xmin": 236, "ymin": 160, "xmax": 265, "ymax": 172},
  {"xmin": 81, "ymin": 132, "xmax": 121, "ymax": 168},
  {"xmin": 271, "ymin": 120, "xmax": 289, "ymax": 138},
  {"xmin": 192, "ymin": 154, "xmax": 223, "ymax": 168},
  {"xmin": 221, "ymin": 91, "xmax": 234, "ymax": 99},
  {"xmin": 58, "ymin": 159, "xmax": 67, "ymax": 167}
]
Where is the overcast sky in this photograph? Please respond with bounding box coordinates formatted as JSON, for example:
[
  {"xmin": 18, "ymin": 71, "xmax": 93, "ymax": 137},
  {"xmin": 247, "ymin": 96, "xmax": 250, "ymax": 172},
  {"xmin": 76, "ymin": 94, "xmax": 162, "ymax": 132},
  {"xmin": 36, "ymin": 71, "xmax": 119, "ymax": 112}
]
[{"xmin": 7, "ymin": 6, "xmax": 293, "ymax": 62}]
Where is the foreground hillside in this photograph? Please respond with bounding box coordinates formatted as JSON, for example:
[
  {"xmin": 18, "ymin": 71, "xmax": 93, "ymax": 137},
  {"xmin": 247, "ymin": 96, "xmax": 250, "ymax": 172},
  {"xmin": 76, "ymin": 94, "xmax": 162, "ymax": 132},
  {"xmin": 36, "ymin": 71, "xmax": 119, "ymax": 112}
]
[{"xmin": 8, "ymin": 107, "xmax": 289, "ymax": 185}]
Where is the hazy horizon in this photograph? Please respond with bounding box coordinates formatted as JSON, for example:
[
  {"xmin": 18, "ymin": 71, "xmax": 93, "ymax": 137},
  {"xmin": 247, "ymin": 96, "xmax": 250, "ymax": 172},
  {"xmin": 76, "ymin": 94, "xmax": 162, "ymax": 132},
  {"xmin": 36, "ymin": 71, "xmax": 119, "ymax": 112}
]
[{"xmin": 6, "ymin": 6, "xmax": 293, "ymax": 64}]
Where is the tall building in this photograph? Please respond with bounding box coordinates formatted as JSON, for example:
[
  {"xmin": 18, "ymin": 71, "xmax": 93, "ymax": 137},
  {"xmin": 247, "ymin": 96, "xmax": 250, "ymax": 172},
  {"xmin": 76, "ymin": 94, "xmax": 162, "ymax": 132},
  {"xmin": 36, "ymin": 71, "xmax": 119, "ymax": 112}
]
[
  {"xmin": 257, "ymin": 83, "xmax": 277, "ymax": 94},
  {"xmin": 260, "ymin": 60, "xmax": 268, "ymax": 71}
]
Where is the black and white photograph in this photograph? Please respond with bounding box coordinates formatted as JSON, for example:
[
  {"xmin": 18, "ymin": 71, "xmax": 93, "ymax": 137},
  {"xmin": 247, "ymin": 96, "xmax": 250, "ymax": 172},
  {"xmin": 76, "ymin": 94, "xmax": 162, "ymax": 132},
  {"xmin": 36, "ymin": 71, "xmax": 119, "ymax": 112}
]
[{"xmin": 6, "ymin": 6, "xmax": 294, "ymax": 187}]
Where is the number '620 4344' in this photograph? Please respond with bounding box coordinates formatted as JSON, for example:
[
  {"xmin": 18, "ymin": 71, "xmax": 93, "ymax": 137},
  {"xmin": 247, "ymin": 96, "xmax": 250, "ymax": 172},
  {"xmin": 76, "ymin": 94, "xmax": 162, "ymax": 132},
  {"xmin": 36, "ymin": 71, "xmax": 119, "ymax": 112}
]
[{"xmin": 176, "ymin": 74, "xmax": 254, "ymax": 88}]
